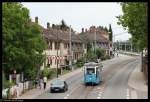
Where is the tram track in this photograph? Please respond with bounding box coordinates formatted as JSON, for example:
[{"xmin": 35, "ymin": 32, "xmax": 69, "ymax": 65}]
[{"xmin": 68, "ymin": 58, "xmax": 137, "ymax": 99}]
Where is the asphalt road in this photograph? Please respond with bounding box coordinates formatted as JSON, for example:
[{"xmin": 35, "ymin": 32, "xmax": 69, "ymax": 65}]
[{"xmin": 35, "ymin": 54, "xmax": 144, "ymax": 99}]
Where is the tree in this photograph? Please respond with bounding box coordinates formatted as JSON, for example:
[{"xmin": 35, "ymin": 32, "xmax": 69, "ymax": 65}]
[
  {"xmin": 117, "ymin": 3, "xmax": 148, "ymax": 50},
  {"xmin": 85, "ymin": 49, "xmax": 96, "ymax": 62},
  {"xmin": 104, "ymin": 26, "xmax": 108, "ymax": 32},
  {"xmin": 96, "ymin": 48, "xmax": 105, "ymax": 59},
  {"xmin": 87, "ymin": 41, "xmax": 92, "ymax": 53},
  {"xmin": 60, "ymin": 19, "xmax": 69, "ymax": 30},
  {"xmin": 2, "ymin": 3, "xmax": 47, "ymax": 80},
  {"xmin": 108, "ymin": 24, "xmax": 113, "ymax": 42}
]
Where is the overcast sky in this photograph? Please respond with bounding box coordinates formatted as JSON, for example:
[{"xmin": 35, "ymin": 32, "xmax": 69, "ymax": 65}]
[{"xmin": 22, "ymin": 2, "xmax": 131, "ymax": 41}]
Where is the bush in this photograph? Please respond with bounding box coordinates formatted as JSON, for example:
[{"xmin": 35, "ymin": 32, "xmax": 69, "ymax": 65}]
[
  {"xmin": 3, "ymin": 80, "xmax": 15, "ymax": 89},
  {"xmin": 105, "ymin": 55, "xmax": 111, "ymax": 59},
  {"xmin": 41, "ymin": 68, "xmax": 53, "ymax": 79},
  {"xmin": 96, "ymin": 48, "xmax": 105, "ymax": 59},
  {"xmin": 76, "ymin": 56, "xmax": 85, "ymax": 68},
  {"xmin": 76, "ymin": 62, "xmax": 84, "ymax": 68}
]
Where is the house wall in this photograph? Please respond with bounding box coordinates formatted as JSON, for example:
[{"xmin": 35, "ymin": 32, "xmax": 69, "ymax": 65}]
[{"xmin": 42, "ymin": 40, "xmax": 85, "ymax": 69}]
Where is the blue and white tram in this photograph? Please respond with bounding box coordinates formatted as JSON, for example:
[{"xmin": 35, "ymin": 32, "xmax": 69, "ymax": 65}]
[{"xmin": 83, "ymin": 62, "xmax": 103, "ymax": 85}]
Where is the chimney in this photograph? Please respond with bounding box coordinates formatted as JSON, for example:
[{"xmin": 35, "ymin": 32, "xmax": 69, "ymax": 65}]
[
  {"xmin": 85, "ymin": 29, "xmax": 87, "ymax": 32},
  {"xmin": 35, "ymin": 16, "xmax": 38, "ymax": 24},
  {"xmin": 47, "ymin": 22, "xmax": 50, "ymax": 29},
  {"xmin": 82, "ymin": 28, "xmax": 84, "ymax": 33},
  {"xmin": 52, "ymin": 24, "xmax": 55, "ymax": 29}
]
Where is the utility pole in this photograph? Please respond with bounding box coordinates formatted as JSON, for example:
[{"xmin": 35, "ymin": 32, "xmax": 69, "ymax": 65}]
[
  {"xmin": 69, "ymin": 25, "xmax": 73, "ymax": 71},
  {"xmin": 131, "ymin": 39, "xmax": 133, "ymax": 52},
  {"xmin": 125, "ymin": 42, "xmax": 126, "ymax": 52},
  {"xmin": 119, "ymin": 41, "xmax": 120, "ymax": 51},
  {"xmin": 56, "ymin": 30, "xmax": 58, "ymax": 78},
  {"xmin": 95, "ymin": 29, "xmax": 96, "ymax": 56}
]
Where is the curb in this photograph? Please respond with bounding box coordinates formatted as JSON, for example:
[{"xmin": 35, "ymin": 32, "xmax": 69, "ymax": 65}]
[
  {"xmin": 128, "ymin": 60, "xmax": 148, "ymax": 92},
  {"xmin": 15, "ymin": 68, "xmax": 82, "ymax": 99}
]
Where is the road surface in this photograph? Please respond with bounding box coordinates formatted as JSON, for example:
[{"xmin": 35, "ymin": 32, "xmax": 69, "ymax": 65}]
[{"xmin": 35, "ymin": 54, "xmax": 147, "ymax": 99}]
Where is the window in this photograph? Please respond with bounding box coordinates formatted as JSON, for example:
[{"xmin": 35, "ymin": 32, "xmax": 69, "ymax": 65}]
[
  {"xmin": 55, "ymin": 42, "xmax": 60, "ymax": 50},
  {"xmin": 49, "ymin": 41, "xmax": 52, "ymax": 50},
  {"xmin": 50, "ymin": 59, "xmax": 52, "ymax": 65},
  {"xmin": 47, "ymin": 57, "xmax": 52, "ymax": 67},
  {"xmin": 64, "ymin": 43, "xmax": 68, "ymax": 49},
  {"xmin": 55, "ymin": 59, "xmax": 60, "ymax": 65},
  {"xmin": 47, "ymin": 60, "xmax": 50, "ymax": 67},
  {"xmin": 86, "ymin": 68, "xmax": 95, "ymax": 75}
]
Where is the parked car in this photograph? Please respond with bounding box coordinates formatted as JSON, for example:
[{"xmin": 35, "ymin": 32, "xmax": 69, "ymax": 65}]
[{"xmin": 50, "ymin": 79, "xmax": 68, "ymax": 93}]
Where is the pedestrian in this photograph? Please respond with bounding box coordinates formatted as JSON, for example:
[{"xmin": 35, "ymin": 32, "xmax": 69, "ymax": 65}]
[
  {"xmin": 43, "ymin": 76, "xmax": 47, "ymax": 90},
  {"xmin": 35, "ymin": 78, "xmax": 38, "ymax": 88},
  {"xmin": 39, "ymin": 77, "xmax": 43, "ymax": 89}
]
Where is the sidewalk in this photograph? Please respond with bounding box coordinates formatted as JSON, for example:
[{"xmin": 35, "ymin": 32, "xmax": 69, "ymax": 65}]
[
  {"xmin": 128, "ymin": 59, "xmax": 148, "ymax": 92},
  {"xmin": 15, "ymin": 68, "xmax": 82, "ymax": 99}
]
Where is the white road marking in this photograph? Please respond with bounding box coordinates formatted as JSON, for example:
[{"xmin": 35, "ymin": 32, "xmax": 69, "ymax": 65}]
[
  {"xmin": 131, "ymin": 90, "xmax": 137, "ymax": 99},
  {"xmin": 97, "ymin": 87, "xmax": 101, "ymax": 89},
  {"xmin": 97, "ymin": 97, "xmax": 101, "ymax": 99},
  {"xmin": 126, "ymin": 89, "xmax": 130, "ymax": 99},
  {"xmin": 64, "ymin": 97, "xmax": 68, "ymax": 99}
]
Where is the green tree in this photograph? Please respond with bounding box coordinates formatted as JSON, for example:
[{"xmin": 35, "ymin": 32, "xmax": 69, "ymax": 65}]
[
  {"xmin": 2, "ymin": 3, "xmax": 47, "ymax": 80},
  {"xmin": 104, "ymin": 26, "xmax": 108, "ymax": 32},
  {"xmin": 60, "ymin": 19, "xmax": 68, "ymax": 30},
  {"xmin": 86, "ymin": 49, "xmax": 97, "ymax": 62},
  {"xmin": 117, "ymin": 2, "xmax": 148, "ymax": 50},
  {"xmin": 96, "ymin": 48, "xmax": 105, "ymax": 59},
  {"xmin": 108, "ymin": 24, "xmax": 113, "ymax": 42}
]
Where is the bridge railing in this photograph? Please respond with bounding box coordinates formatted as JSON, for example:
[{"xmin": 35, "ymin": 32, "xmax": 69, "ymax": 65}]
[{"xmin": 118, "ymin": 51, "xmax": 140, "ymax": 56}]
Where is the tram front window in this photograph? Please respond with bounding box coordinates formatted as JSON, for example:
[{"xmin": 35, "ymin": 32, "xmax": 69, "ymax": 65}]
[{"xmin": 86, "ymin": 68, "xmax": 95, "ymax": 75}]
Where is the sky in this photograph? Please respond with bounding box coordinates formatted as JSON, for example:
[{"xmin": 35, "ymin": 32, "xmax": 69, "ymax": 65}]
[{"xmin": 22, "ymin": 2, "xmax": 131, "ymax": 42}]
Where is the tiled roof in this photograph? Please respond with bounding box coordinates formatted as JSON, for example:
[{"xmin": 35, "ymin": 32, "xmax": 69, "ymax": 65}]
[
  {"xmin": 78, "ymin": 31, "xmax": 109, "ymax": 43},
  {"xmin": 42, "ymin": 28, "xmax": 82, "ymax": 43}
]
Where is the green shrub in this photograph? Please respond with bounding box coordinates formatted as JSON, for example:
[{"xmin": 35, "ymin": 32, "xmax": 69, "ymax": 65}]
[
  {"xmin": 76, "ymin": 56, "xmax": 85, "ymax": 68},
  {"xmin": 3, "ymin": 80, "xmax": 15, "ymax": 89},
  {"xmin": 42, "ymin": 68, "xmax": 53, "ymax": 79},
  {"xmin": 76, "ymin": 62, "xmax": 84, "ymax": 68},
  {"xmin": 96, "ymin": 48, "xmax": 105, "ymax": 59},
  {"xmin": 105, "ymin": 55, "xmax": 111, "ymax": 59}
]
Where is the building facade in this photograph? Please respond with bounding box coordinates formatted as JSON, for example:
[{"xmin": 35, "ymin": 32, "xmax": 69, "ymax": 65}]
[
  {"xmin": 34, "ymin": 17, "xmax": 110, "ymax": 69},
  {"xmin": 78, "ymin": 26, "xmax": 110, "ymax": 55}
]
